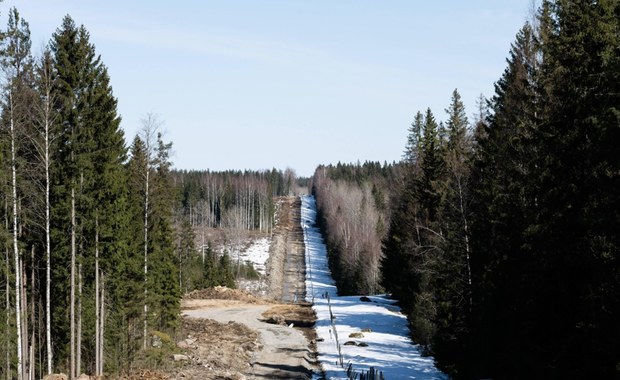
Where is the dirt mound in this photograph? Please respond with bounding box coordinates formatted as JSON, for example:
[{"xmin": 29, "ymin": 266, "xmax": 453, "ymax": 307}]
[
  {"xmin": 116, "ymin": 369, "xmax": 169, "ymax": 380},
  {"xmin": 261, "ymin": 303, "xmax": 317, "ymax": 342},
  {"xmin": 166, "ymin": 318, "xmax": 260, "ymax": 379},
  {"xmin": 172, "ymin": 197, "xmax": 317, "ymax": 379},
  {"xmin": 184, "ymin": 286, "xmax": 267, "ymax": 304}
]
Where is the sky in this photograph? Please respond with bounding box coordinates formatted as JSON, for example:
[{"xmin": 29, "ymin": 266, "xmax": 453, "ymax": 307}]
[{"xmin": 3, "ymin": 1, "xmax": 531, "ymax": 177}]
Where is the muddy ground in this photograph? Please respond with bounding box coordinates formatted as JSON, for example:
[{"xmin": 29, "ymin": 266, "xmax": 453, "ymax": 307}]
[{"xmin": 167, "ymin": 196, "xmax": 316, "ymax": 380}]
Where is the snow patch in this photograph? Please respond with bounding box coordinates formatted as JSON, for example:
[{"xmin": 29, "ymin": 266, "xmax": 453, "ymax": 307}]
[{"xmin": 238, "ymin": 237, "xmax": 270, "ymax": 275}]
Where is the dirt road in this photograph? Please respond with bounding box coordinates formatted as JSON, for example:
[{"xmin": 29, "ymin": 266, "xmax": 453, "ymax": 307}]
[
  {"xmin": 176, "ymin": 196, "xmax": 317, "ymax": 380},
  {"xmin": 184, "ymin": 302, "xmax": 315, "ymax": 379},
  {"xmin": 266, "ymin": 197, "xmax": 306, "ymax": 303}
]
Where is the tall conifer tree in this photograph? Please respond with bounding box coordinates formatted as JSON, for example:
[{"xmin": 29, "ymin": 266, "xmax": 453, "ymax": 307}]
[
  {"xmin": 50, "ymin": 15, "xmax": 129, "ymax": 376},
  {"xmin": 431, "ymin": 89, "xmax": 474, "ymax": 375}
]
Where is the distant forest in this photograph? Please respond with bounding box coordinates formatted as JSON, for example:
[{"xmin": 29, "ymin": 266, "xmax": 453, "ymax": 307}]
[{"xmin": 312, "ymin": 1, "xmax": 619, "ymax": 379}]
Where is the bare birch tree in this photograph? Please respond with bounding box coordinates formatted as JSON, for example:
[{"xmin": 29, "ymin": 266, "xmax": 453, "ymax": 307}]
[
  {"xmin": 32, "ymin": 48, "xmax": 56, "ymax": 375},
  {"xmin": 139, "ymin": 113, "xmax": 161, "ymax": 348}
]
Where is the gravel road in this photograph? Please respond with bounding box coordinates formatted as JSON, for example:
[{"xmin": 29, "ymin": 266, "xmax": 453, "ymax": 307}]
[
  {"xmin": 181, "ymin": 196, "xmax": 317, "ymax": 379},
  {"xmin": 184, "ymin": 304, "xmax": 315, "ymax": 379}
]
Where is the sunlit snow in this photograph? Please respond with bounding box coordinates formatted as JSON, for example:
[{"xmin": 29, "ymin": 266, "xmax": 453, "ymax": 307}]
[
  {"xmin": 302, "ymin": 195, "xmax": 447, "ymax": 380},
  {"xmin": 238, "ymin": 237, "xmax": 271, "ymax": 275}
]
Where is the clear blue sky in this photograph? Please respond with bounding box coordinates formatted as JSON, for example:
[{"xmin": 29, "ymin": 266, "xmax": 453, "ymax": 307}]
[{"xmin": 4, "ymin": 1, "xmax": 531, "ymax": 177}]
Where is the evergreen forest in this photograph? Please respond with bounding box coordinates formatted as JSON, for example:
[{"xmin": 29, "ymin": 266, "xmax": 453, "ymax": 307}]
[{"xmin": 312, "ymin": 1, "xmax": 620, "ymax": 378}]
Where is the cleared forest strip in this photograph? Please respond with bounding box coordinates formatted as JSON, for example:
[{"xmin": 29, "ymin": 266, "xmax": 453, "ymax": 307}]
[
  {"xmin": 265, "ymin": 196, "xmax": 306, "ymax": 302},
  {"xmin": 171, "ymin": 196, "xmax": 318, "ymax": 379},
  {"xmin": 302, "ymin": 195, "xmax": 446, "ymax": 380}
]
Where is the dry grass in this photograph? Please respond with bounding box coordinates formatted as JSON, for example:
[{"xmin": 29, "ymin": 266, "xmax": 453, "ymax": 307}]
[
  {"xmin": 114, "ymin": 369, "xmax": 169, "ymax": 380},
  {"xmin": 183, "ymin": 286, "xmax": 271, "ymax": 305}
]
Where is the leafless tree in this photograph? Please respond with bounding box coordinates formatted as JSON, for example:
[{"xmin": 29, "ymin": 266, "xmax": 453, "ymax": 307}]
[
  {"xmin": 32, "ymin": 48, "xmax": 56, "ymax": 377},
  {"xmin": 139, "ymin": 113, "xmax": 161, "ymax": 349}
]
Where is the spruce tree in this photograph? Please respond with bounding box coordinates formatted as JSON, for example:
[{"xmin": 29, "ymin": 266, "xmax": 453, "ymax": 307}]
[
  {"xmin": 50, "ymin": 16, "xmax": 130, "ymax": 376},
  {"xmin": 431, "ymin": 89, "xmax": 474, "ymax": 376},
  {"xmin": 146, "ymin": 133, "xmax": 180, "ymax": 332},
  {"xmin": 382, "ymin": 108, "xmax": 445, "ymax": 348},
  {"xmin": 49, "ymin": 16, "xmax": 83, "ymax": 372},
  {"xmin": 467, "ymin": 20, "xmax": 544, "ymax": 378},
  {"xmin": 382, "ymin": 112, "xmax": 425, "ymax": 309},
  {"xmin": 178, "ymin": 218, "xmax": 197, "ymax": 293},
  {"xmin": 531, "ymin": 1, "xmax": 620, "ymax": 376},
  {"xmin": 417, "ymin": 108, "xmax": 443, "ymax": 221},
  {"xmin": 467, "ymin": 2, "xmax": 620, "ymax": 377},
  {"xmin": 403, "ymin": 111, "xmax": 424, "ymax": 165}
]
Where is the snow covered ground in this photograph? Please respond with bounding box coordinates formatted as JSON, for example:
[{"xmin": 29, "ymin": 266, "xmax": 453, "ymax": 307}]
[
  {"xmin": 301, "ymin": 195, "xmax": 447, "ymax": 380},
  {"xmin": 237, "ymin": 237, "xmax": 270, "ymax": 275},
  {"xmin": 235, "ymin": 238, "xmax": 271, "ymax": 295}
]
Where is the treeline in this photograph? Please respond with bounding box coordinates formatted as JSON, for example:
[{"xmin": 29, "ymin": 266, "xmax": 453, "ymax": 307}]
[
  {"xmin": 175, "ymin": 221, "xmax": 238, "ymax": 294},
  {"xmin": 312, "ymin": 162, "xmax": 401, "ymax": 295},
  {"xmin": 312, "ymin": 1, "xmax": 619, "ymax": 378},
  {"xmin": 172, "ymin": 169, "xmax": 295, "ymax": 294},
  {"xmin": 381, "ymin": 1, "xmax": 619, "ymax": 378},
  {"xmin": 382, "ymin": 89, "xmax": 479, "ymax": 377},
  {"xmin": 172, "ymin": 168, "xmax": 296, "ymax": 232},
  {"xmin": 0, "ymin": 10, "xmax": 180, "ymax": 379}
]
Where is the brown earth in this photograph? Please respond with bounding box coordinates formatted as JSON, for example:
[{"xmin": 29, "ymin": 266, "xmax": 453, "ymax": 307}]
[
  {"xmin": 265, "ymin": 196, "xmax": 306, "ymax": 303},
  {"xmin": 117, "ymin": 196, "xmax": 317, "ymax": 380},
  {"xmin": 183, "ymin": 286, "xmax": 271, "ymax": 305}
]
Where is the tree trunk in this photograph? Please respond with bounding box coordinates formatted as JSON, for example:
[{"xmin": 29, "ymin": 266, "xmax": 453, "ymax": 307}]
[
  {"xmin": 5, "ymin": 197, "xmax": 10, "ymax": 380},
  {"xmin": 44, "ymin": 91, "xmax": 53, "ymax": 375},
  {"xmin": 10, "ymin": 93, "xmax": 24, "ymax": 380},
  {"xmin": 457, "ymin": 177, "xmax": 473, "ymax": 312},
  {"xmin": 70, "ymin": 188, "xmax": 76, "ymax": 380},
  {"xmin": 77, "ymin": 260, "xmax": 82, "ymax": 376},
  {"xmin": 100, "ymin": 276, "xmax": 105, "ymax": 375},
  {"xmin": 95, "ymin": 216, "xmax": 100, "ymax": 376},
  {"xmin": 5, "ymin": 246, "xmax": 10, "ymax": 380},
  {"xmin": 143, "ymin": 165, "xmax": 149, "ymax": 349},
  {"xmin": 21, "ymin": 256, "xmax": 28, "ymax": 380},
  {"xmin": 140, "ymin": 114, "xmax": 159, "ymax": 349},
  {"xmin": 30, "ymin": 246, "xmax": 36, "ymax": 380}
]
